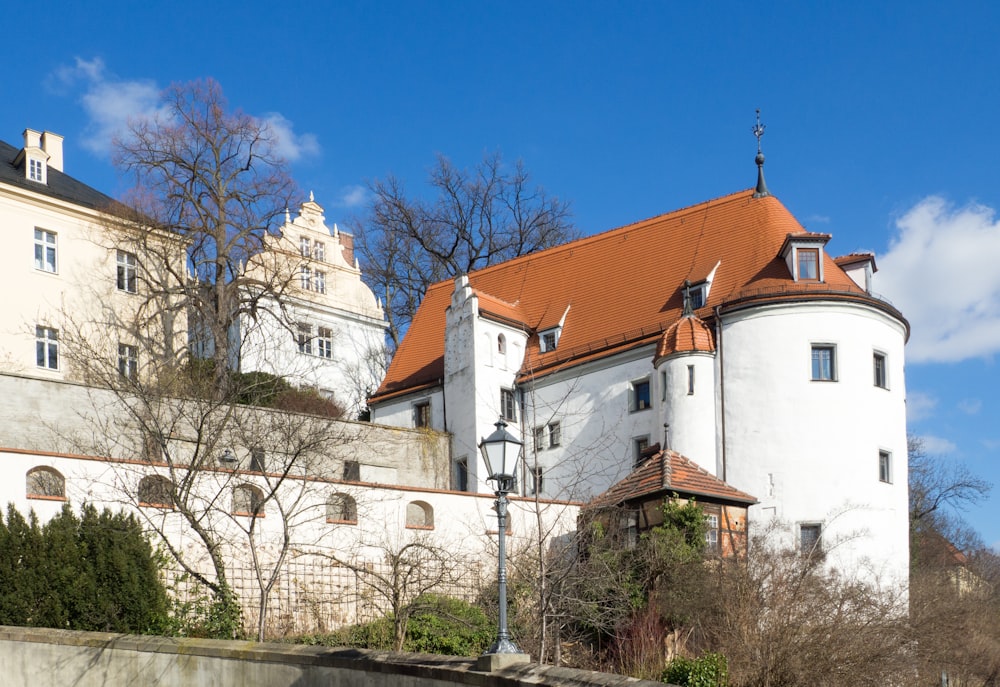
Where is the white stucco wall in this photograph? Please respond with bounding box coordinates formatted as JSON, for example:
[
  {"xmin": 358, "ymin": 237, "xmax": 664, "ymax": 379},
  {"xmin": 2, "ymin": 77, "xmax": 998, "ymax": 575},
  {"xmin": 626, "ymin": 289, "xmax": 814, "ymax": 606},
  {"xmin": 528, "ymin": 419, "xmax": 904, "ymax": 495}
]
[{"xmin": 719, "ymin": 300, "xmax": 909, "ymax": 587}]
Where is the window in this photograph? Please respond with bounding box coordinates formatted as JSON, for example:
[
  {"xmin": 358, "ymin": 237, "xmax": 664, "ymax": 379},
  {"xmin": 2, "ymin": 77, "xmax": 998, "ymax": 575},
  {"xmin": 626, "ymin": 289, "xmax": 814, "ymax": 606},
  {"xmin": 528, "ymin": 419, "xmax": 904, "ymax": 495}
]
[
  {"xmin": 873, "ymin": 352, "xmax": 887, "ymax": 388},
  {"xmin": 879, "ymin": 450, "xmax": 892, "ymax": 483},
  {"xmin": 631, "ymin": 379, "xmax": 651, "ymax": 411},
  {"xmin": 116, "ymin": 250, "xmax": 138, "ymax": 293},
  {"xmin": 800, "ymin": 523, "xmax": 822, "ymax": 556},
  {"xmin": 297, "ymin": 323, "xmax": 312, "ymax": 355},
  {"xmin": 688, "ymin": 285, "xmax": 706, "ymax": 310},
  {"xmin": 250, "ymin": 448, "xmax": 266, "ymax": 473},
  {"xmin": 26, "ymin": 466, "xmax": 65, "ymax": 500},
  {"xmin": 406, "ymin": 500, "xmax": 434, "ymax": 529},
  {"xmin": 138, "ymin": 475, "xmax": 173, "ymax": 508},
  {"xmin": 233, "ymin": 484, "xmax": 265, "ymax": 517},
  {"xmin": 705, "ymin": 513, "xmax": 720, "ymax": 553},
  {"xmin": 300, "ymin": 266, "xmax": 312, "ymax": 290},
  {"xmin": 342, "ymin": 460, "xmax": 361, "ymax": 481},
  {"xmin": 798, "ymin": 248, "xmax": 819, "ymax": 281},
  {"xmin": 300, "ymin": 237, "xmax": 311, "ymax": 257},
  {"xmin": 633, "ymin": 436, "xmax": 650, "ymax": 465},
  {"xmin": 413, "ymin": 401, "xmax": 430, "ymax": 428},
  {"xmin": 533, "ymin": 426, "xmax": 545, "ymax": 452},
  {"xmin": 36, "ymin": 326, "xmax": 58, "ymax": 370},
  {"xmin": 317, "ymin": 327, "xmax": 333, "ymax": 359},
  {"xmin": 501, "ymin": 388, "xmax": 517, "ymax": 423},
  {"xmin": 687, "ymin": 365, "xmax": 695, "ymax": 395},
  {"xmin": 498, "ymin": 334, "xmax": 506, "ymax": 354},
  {"xmin": 34, "ymin": 229, "xmax": 57, "ymax": 272},
  {"xmin": 548, "ymin": 421, "xmax": 561, "ymax": 447},
  {"xmin": 541, "ymin": 330, "xmax": 558, "ymax": 352},
  {"xmin": 811, "ymin": 345, "xmax": 836, "ymax": 381},
  {"xmin": 453, "ymin": 456, "xmax": 469, "ymax": 491},
  {"xmin": 29, "ymin": 158, "xmax": 44, "ymax": 182},
  {"xmin": 118, "ymin": 343, "xmax": 138, "ymax": 380},
  {"xmin": 530, "ymin": 466, "xmax": 544, "ymax": 495},
  {"xmin": 326, "ymin": 493, "xmax": 357, "ymax": 524},
  {"xmin": 314, "ymin": 270, "xmax": 326, "ymax": 294},
  {"xmin": 313, "ymin": 241, "xmax": 325, "ymax": 262}
]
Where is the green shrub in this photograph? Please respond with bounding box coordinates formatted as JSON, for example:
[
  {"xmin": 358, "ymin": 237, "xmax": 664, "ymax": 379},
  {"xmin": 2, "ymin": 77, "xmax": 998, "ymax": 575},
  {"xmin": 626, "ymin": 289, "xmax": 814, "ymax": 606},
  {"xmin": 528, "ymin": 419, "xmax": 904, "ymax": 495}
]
[{"xmin": 662, "ymin": 652, "xmax": 728, "ymax": 687}]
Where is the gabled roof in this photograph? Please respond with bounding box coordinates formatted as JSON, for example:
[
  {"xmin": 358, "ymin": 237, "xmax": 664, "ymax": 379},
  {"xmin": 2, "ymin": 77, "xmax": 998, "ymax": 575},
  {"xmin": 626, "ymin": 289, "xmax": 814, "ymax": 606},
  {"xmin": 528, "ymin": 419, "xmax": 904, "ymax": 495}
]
[
  {"xmin": 373, "ymin": 189, "xmax": 901, "ymax": 403},
  {"xmin": 0, "ymin": 139, "xmax": 114, "ymax": 210},
  {"xmin": 588, "ymin": 448, "xmax": 757, "ymax": 510}
]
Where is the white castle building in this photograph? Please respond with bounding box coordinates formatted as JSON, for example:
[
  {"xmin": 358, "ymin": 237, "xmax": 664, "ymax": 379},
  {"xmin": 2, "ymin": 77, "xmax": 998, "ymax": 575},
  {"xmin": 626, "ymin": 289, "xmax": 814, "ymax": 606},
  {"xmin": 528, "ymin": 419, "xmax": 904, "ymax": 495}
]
[{"xmin": 370, "ymin": 154, "xmax": 911, "ymax": 587}]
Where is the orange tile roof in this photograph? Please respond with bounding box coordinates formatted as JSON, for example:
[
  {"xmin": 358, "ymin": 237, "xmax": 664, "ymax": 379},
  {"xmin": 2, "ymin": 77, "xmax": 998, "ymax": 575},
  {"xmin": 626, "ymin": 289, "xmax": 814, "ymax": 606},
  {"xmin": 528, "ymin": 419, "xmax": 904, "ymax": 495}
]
[
  {"xmin": 588, "ymin": 448, "xmax": 757, "ymax": 509},
  {"xmin": 654, "ymin": 314, "xmax": 715, "ymax": 364},
  {"xmin": 372, "ymin": 189, "xmax": 877, "ymax": 402}
]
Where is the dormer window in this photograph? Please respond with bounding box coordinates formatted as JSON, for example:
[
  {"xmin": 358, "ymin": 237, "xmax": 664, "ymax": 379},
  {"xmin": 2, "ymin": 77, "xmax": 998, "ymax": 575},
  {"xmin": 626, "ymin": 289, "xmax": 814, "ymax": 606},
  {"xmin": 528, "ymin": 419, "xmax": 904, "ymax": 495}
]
[
  {"xmin": 780, "ymin": 233, "xmax": 831, "ymax": 283},
  {"xmin": 539, "ymin": 327, "xmax": 560, "ymax": 352},
  {"xmin": 29, "ymin": 158, "xmax": 45, "ymax": 183}
]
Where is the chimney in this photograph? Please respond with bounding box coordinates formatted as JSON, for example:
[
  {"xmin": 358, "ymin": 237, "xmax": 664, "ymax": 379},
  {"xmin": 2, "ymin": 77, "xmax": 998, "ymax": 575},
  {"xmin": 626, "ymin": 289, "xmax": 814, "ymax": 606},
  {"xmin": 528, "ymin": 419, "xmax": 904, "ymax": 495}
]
[
  {"xmin": 41, "ymin": 132, "xmax": 64, "ymax": 172},
  {"xmin": 23, "ymin": 129, "xmax": 42, "ymax": 150}
]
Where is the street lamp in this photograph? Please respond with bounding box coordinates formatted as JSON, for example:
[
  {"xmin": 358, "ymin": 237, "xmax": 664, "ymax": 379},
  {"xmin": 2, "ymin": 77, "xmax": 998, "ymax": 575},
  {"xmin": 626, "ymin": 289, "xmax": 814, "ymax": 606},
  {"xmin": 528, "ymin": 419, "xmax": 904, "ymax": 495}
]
[{"xmin": 479, "ymin": 417, "xmax": 524, "ymax": 658}]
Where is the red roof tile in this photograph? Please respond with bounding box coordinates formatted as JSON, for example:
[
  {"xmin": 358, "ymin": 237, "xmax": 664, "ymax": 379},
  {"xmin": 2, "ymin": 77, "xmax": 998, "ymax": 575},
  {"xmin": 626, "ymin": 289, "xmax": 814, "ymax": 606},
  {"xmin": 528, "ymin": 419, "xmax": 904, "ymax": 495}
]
[
  {"xmin": 373, "ymin": 189, "xmax": 875, "ymax": 402},
  {"xmin": 588, "ymin": 448, "xmax": 757, "ymax": 509},
  {"xmin": 654, "ymin": 314, "xmax": 715, "ymax": 364}
]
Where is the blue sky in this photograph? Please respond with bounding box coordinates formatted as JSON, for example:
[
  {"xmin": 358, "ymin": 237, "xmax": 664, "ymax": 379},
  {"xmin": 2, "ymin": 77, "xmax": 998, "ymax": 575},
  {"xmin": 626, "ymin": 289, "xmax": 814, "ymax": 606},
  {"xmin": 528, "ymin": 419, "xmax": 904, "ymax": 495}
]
[{"xmin": 4, "ymin": 1, "xmax": 998, "ymax": 549}]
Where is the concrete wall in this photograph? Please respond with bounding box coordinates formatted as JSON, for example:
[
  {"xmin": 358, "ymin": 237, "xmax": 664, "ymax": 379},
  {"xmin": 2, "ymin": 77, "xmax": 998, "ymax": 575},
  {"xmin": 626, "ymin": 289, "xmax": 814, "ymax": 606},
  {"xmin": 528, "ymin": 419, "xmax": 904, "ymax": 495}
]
[{"xmin": 0, "ymin": 626, "xmax": 664, "ymax": 687}]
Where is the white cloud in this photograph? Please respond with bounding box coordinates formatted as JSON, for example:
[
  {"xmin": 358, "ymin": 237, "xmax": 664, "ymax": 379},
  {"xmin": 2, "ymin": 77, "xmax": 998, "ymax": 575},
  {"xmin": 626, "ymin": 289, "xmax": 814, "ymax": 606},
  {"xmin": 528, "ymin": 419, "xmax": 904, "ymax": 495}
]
[
  {"xmin": 958, "ymin": 398, "xmax": 982, "ymax": 415},
  {"xmin": 906, "ymin": 390, "xmax": 938, "ymax": 423},
  {"xmin": 876, "ymin": 196, "xmax": 1000, "ymax": 363},
  {"xmin": 804, "ymin": 214, "xmax": 831, "ymax": 225},
  {"xmin": 335, "ymin": 185, "xmax": 368, "ymax": 209},
  {"xmin": 260, "ymin": 113, "xmax": 320, "ymax": 162},
  {"xmin": 917, "ymin": 434, "xmax": 958, "ymax": 455}
]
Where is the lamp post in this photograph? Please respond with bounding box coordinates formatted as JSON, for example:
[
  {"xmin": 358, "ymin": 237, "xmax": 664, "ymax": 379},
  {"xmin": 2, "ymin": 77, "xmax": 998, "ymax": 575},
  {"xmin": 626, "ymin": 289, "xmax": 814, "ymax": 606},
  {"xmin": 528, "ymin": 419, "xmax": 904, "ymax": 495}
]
[{"xmin": 478, "ymin": 417, "xmax": 524, "ymax": 657}]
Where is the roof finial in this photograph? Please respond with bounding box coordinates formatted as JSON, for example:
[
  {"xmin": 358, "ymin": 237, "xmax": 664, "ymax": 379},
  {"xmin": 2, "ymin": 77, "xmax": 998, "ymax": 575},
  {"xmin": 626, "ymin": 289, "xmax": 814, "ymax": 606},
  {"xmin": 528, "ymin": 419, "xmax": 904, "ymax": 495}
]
[
  {"xmin": 682, "ymin": 279, "xmax": 694, "ymax": 317},
  {"xmin": 752, "ymin": 109, "xmax": 770, "ymax": 198}
]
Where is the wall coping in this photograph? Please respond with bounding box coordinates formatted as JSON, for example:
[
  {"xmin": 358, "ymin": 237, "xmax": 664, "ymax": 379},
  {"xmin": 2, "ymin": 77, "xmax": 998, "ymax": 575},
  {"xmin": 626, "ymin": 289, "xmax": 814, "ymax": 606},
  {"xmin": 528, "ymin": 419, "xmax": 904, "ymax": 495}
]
[{"xmin": 0, "ymin": 626, "xmax": 665, "ymax": 686}]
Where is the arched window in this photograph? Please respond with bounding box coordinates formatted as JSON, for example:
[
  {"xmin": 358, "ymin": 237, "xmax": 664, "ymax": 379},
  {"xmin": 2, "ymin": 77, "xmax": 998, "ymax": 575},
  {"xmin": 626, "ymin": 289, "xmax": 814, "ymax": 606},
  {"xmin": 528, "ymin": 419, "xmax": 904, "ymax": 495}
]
[
  {"xmin": 137, "ymin": 475, "xmax": 173, "ymax": 508},
  {"xmin": 233, "ymin": 484, "xmax": 265, "ymax": 517},
  {"xmin": 497, "ymin": 334, "xmax": 507, "ymax": 355},
  {"xmin": 326, "ymin": 493, "xmax": 358, "ymax": 524},
  {"xmin": 26, "ymin": 466, "xmax": 65, "ymax": 500},
  {"xmin": 405, "ymin": 500, "xmax": 434, "ymax": 529}
]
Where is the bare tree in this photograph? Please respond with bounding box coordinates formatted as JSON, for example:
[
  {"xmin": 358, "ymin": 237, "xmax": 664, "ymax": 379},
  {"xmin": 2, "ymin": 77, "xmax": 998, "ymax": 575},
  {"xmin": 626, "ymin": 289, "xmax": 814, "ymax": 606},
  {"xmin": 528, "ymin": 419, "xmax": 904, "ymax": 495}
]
[
  {"xmin": 908, "ymin": 435, "xmax": 991, "ymax": 530},
  {"xmin": 355, "ymin": 152, "xmax": 577, "ymax": 349}
]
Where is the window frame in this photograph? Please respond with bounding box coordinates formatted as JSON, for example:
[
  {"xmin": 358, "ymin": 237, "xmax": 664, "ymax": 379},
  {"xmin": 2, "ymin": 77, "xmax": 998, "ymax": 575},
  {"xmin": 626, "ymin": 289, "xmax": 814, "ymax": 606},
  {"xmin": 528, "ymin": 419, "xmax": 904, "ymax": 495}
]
[
  {"xmin": 36, "ymin": 326, "xmax": 59, "ymax": 370},
  {"xmin": 810, "ymin": 344, "xmax": 837, "ymax": 382},
  {"xmin": 116, "ymin": 250, "xmax": 138, "ymax": 293},
  {"xmin": 326, "ymin": 492, "xmax": 358, "ymax": 524},
  {"xmin": 873, "ymin": 351, "xmax": 888, "ymax": 389},
  {"xmin": 548, "ymin": 421, "xmax": 561, "ymax": 448},
  {"xmin": 533, "ymin": 426, "xmax": 545, "ymax": 452},
  {"xmin": 34, "ymin": 229, "xmax": 57, "ymax": 273},
  {"xmin": 529, "ymin": 465, "xmax": 544, "ymax": 495},
  {"xmin": 799, "ymin": 523, "xmax": 823, "ymax": 556},
  {"xmin": 296, "ymin": 323, "xmax": 312, "ymax": 355},
  {"xmin": 630, "ymin": 378, "xmax": 652, "ymax": 412},
  {"xmin": 412, "ymin": 400, "xmax": 431, "ymax": 428},
  {"xmin": 299, "ymin": 237, "xmax": 311, "ymax": 258},
  {"xmin": 26, "ymin": 466, "xmax": 66, "ymax": 501},
  {"xmin": 879, "ymin": 450, "xmax": 892, "ymax": 484},
  {"xmin": 118, "ymin": 342, "xmax": 139, "ymax": 381},
  {"xmin": 300, "ymin": 265, "xmax": 312, "ymax": 290},
  {"xmin": 797, "ymin": 247, "xmax": 820, "ymax": 281},
  {"xmin": 633, "ymin": 435, "xmax": 651, "ymax": 465},
  {"xmin": 232, "ymin": 483, "xmax": 265, "ymax": 518},
  {"xmin": 316, "ymin": 326, "xmax": 333, "ymax": 359},
  {"xmin": 452, "ymin": 456, "xmax": 469, "ymax": 492},
  {"xmin": 705, "ymin": 511, "xmax": 720, "ymax": 553},
  {"xmin": 29, "ymin": 158, "xmax": 45, "ymax": 182},
  {"xmin": 405, "ymin": 500, "xmax": 434, "ymax": 530},
  {"xmin": 313, "ymin": 241, "xmax": 325, "ymax": 262},
  {"xmin": 138, "ymin": 475, "xmax": 174, "ymax": 509},
  {"xmin": 500, "ymin": 387, "xmax": 518, "ymax": 423},
  {"xmin": 314, "ymin": 270, "xmax": 327, "ymax": 294}
]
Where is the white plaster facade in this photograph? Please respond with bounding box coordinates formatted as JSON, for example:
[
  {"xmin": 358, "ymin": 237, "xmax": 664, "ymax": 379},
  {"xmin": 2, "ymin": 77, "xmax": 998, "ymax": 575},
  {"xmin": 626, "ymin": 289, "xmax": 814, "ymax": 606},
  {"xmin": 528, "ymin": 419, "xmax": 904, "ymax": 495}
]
[
  {"xmin": 238, "ymin": 195, "xmax": 388, "ymax": 417},
  {"xmin": 371, "ymin": 188, "xmax": 912, "ymax": 589}
]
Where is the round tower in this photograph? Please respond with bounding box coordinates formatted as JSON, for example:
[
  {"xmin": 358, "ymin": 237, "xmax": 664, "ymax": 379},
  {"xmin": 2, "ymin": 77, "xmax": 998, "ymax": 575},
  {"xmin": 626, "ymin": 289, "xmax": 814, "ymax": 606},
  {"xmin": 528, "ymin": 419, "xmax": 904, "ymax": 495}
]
[{"xmin": 654, "ymin": 311, "xmax": 718, "ymax": 476}]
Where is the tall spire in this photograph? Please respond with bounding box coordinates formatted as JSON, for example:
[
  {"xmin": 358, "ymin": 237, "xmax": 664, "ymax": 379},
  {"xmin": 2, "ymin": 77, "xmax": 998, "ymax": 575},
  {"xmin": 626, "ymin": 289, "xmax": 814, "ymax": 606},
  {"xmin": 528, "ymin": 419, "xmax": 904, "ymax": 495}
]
[{"xmin": 752, "ymin": 109, "xmax": 770, "ymax": 198}]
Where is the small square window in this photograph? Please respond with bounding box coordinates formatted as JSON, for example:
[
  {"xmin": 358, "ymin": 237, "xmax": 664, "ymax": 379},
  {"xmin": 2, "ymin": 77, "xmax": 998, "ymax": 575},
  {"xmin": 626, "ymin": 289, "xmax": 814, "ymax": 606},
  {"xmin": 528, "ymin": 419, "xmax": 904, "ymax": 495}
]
[
  {"xmin": 501, "ymin": 388, "xmax": 517, "ymax": 423},
  {"xmin": 689, "ymin": 286, "xmax": 706, "ymax": 310},
  {"xmin": 541, "ymin": 330, "xmax": 558, "ymax": 352},
  {"xmin": 873, "ymin": 352, "xmax": 887, "ymax": 389},
  {"xmin": 879, "ymin": 450, "xmax": 891, "ymax": 483},
  {"xmin": 811, "ymin": 345, "xmax": 836, "ymax": 381},
  {"xmin": 548, "ymin": 421, "xmax": 561, "ymax": 448},
  {"xmin": 413, "ymin": 401, "xmax": 431, "ymax": 428},
  {"xmin": 633, "ymin": 436, "xmax": 650, "ymax": 465},
  {"xmin": 631, "ymin": 379, "xmax": 651, "ymax": 411},
  {"xmin": 798, "ymin": 248, "xmax": 819, "ymax": 281}
]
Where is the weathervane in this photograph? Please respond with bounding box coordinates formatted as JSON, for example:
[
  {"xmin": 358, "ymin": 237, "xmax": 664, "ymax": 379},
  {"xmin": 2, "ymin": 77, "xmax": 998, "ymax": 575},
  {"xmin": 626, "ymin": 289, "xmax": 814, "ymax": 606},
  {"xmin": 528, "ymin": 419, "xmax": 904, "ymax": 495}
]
[{"xmin": 752, "ymin": 108, "xmax": 770, "ymax": 198}]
